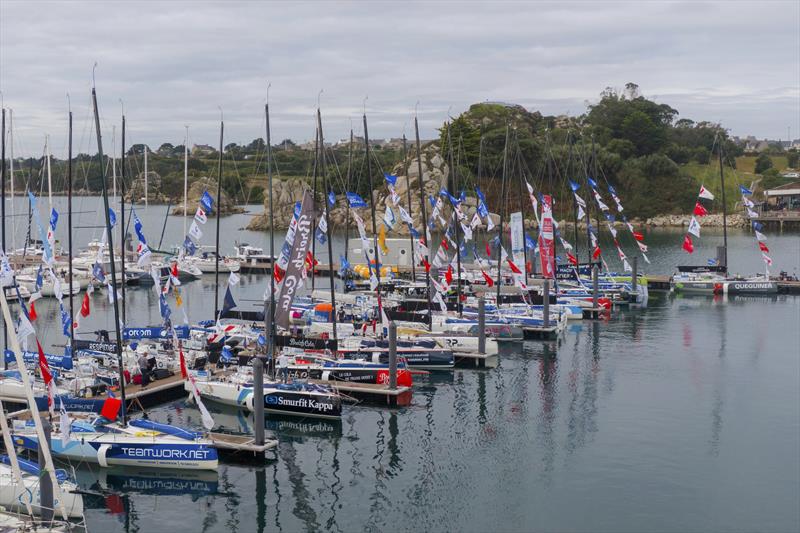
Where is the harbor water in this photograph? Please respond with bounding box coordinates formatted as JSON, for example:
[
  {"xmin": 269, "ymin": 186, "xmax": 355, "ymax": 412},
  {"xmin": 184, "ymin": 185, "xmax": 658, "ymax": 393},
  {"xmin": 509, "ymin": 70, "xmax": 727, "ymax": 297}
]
[{"xmin": 2, "ymin": 197, "xmax": 799, "ymax": 532}]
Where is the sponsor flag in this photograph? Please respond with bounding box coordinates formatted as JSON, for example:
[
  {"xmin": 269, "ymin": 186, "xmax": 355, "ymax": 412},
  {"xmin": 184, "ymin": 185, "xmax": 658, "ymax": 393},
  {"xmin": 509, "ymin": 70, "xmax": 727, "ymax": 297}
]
[
  {"xmin": 183, "ymin": 236, "xmax": 197, "ymax": 256},
  {"xmin": 221, "ymin": 286, "xmax": 237, "ymax": 315},
  {"xmin": 194, "ymin": 207, "xmax": 208, "ymax": 224},
  {"xmin": 328, "ymin": 191, "xmax": 336, "ymax": 207},
  {"xmin": 687, "ymin": 217, "xmax": 701, "ymax": 237},
  {"xmin": 739, "ymin": 185, "xmax": 753, "ymax": 195},
  {"xmin": 682, "ymin": 234, "xmax": 694, "ymax": 254},
  {"xmin": 383, "ymin": 207, "xmax": 397, "ymax": 230},
  {"xmin": 567, "ymin": 252, "xmax": 578, "ymax": 266},
  {"xmin": 200, "ymin": 191, "xmax": 214, "ymax": 213},
  {"xmin": 346, "ymin": 192, "xmax": 367, "ymax": 208},
  {"xmin": 698, "ymin": 185, "xmax": 715, "ymax": 200},
  {"xmin": 189, "ymin": 221, "xmax": 203, "ymax": 240},
  {"xmin": 228, "ymin": 271, "xmax": 240, "ymax": 286},
  {"xmin": 707, "ymin": 258, "xmax": 718, "ymax": 266}
]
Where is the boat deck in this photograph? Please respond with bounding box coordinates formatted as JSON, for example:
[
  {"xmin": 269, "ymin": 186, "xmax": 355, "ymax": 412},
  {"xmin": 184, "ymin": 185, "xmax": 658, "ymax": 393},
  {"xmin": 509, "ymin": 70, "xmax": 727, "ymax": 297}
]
[
  {"xmin": 308, "ymin": 379, "xmax": 412, "ymax": 407},
  {"xmin": 208, "ymin": 432, "xmax": 278, "ymax": 454}
]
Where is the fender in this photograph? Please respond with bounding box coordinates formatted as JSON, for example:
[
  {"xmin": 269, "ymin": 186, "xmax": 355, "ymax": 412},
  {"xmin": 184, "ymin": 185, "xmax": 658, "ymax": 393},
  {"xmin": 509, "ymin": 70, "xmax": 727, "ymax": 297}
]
[{"xmin": 97, "ymin": 443, "xmax": 111, "ymax": 467}]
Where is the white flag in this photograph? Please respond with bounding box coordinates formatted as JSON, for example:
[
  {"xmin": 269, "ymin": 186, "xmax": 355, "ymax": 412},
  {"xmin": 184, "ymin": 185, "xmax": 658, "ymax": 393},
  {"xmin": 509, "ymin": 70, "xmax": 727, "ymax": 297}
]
[
  {"xmin": 17, "ymin": 313, "xmax": 35, "ymax": 340},
  {"xmin": 623, "ymin": 258, "xmax": 632, "ymax": 272},
  {"xmin": 398, "ymin": 206, "xmax": 413, "ymax": 224},
  {"xmin": 762, "ymin": 252, "xmax": 772, "ymax": 266},
  {"xmin": 60, "ymin": 398, "xmax": 72, "ymax": 448},
  {"xmin": 486, "ymin": 215, "xmax": 495, "ymax": 231},
  {"xmin": 698, "ymin": 185, "xmax": 715, "ymax": 200},
  {"xmin": 194, "ymin": 207, "xmax": 208, "ymax": 224},
  {"xmin": 755, "ymin": 230, "xmax": 767, "ymax": 242},
  {"xmin": 642, "ymin": 253, "xmax": 651, "ymax": 264},
  {"xmin": 742, "ymin": 196, "xmax": 754, "ymax": 208},
  {"xmin": 746, "ymin": 208, "xmax": 759, "ymax": 218},
  {"xmin": 687, "ymin": 216, "xmax": 701, "ymax": 238},
  {"xmin": 470, "ymin": 212, "xmax": 481, "ymax": 229},
  {"xmin": 189, "ymin": 221, "xmax": 203, "ymax": 240},
  {"xmin": 228, "ymin": 271, "xmax": 240, "ymax": 286},
  {"xmin": 577, "ymin": 205, "xmax": 586, "ymax": 221}
]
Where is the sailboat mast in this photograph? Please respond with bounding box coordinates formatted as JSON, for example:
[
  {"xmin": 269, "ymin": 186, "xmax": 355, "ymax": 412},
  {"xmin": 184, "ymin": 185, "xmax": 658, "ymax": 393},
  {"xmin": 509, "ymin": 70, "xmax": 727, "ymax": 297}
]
[
  {"xmin": 311, "ymin": 125, "xmax": 319, "ymax": 291},
  {"xmin": 45, "ymin": 135, "xmax": 53, "ymax": 212},
  {"xmin": 567, "ymin": 132, "xmax": 578, "ymax": 263},
  {"xmin": 120, "ymin": 114, "xmax": 126, "ymax": 323},
  {"xmin": 183, "ymin": 126, "xmax": 189, "ymax": 240},
  {"xmin": 363, "ymin": 114, "xmax": 382, "ymax": 300},
  {"xmin": 1, "ymin": 108, "xmax": 6, "ymax": 357},
  {"xmin": 67, "ymin": 110, "xmax": 75, "ymax": 354},
  {"xmin": 514, "ymin": 140, "xmax": 529, "ymax": 284},
  {"xmin": 402, "ymin": 135, "xmax": 416, "ymax": 282},
  {"xmin": 91, "ymin": 85, "xmax": 128, "ymax": 425},
  {"xmin": 413, "ymin": 116, "xmax": 432, "ymax": 329},
  {"xmin": 144, "ymin": 143, "xmax": 148, "ymax": 209},
  {"xmin": 344, "ymin": 129, "xmax": 353, "ymax": 266},
  {"xmin": 8, "ymin": 110, "xmax": 14, "ymax": 253},
  {"xmin": 445, "ymin": 122, "xmax": 463, "ymax": 316},
  {"xmin": 317, "ymin": 109, "xmax": 338, "ymax": 343},
  {"xmin": 265, "ymin": 102, "xmax": 276, "ymax": 356},
  {"xmin": 112, "ymin": 126, "xmax": 117, "ymax": 199},
  {"xmin": 718, "ymin": 136, "xmax": 728, "ymax": 272},
  {"xmin": 213, "ymin": 119, "xmax": 224, "ymax": 319},
  {"xmin": 496, "ymin": 125, "xmax": 510, "ymax": 303}
]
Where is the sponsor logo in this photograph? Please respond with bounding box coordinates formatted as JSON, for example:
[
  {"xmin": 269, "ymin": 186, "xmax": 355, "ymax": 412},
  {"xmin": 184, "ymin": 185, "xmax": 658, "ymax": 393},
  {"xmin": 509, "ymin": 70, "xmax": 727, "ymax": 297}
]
[
  {"xmin": 266, "ymin": 394, "xmax": 336, "ymax": 412},
  {"xmin": 117, "ymin": 446, "xmax": 214, "ymax": 461},
  {"xmin": 731, "ymin": 283, "xmax": 773, "ymax": 290}
]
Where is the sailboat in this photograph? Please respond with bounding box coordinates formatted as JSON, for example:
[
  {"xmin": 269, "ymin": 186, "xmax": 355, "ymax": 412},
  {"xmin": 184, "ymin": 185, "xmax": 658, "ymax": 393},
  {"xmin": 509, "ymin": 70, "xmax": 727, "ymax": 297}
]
[{"xmin": 672, "ymin": 137, "xmax": 777, "ymax": 295}]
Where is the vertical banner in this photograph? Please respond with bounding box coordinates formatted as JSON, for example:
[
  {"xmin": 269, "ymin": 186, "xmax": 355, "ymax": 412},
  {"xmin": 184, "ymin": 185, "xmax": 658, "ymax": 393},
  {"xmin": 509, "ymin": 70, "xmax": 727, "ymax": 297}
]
[
  {"xmin": 538, "ymin": 195, "xmax": 555, "ymax": 278},
  {"xmin": 275, "ymin": 190, "xmax": 315, "ymax": 330},
  {"xmin": 509, "ymin": 212, "xmax": 525, "ymax": 267}
]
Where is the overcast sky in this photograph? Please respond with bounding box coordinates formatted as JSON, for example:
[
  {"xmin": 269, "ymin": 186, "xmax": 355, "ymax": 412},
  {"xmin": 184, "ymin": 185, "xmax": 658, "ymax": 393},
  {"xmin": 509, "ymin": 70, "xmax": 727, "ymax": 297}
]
[{"xmin": 1, "ymin": 1, "xmax": 798, "ymax": 156}]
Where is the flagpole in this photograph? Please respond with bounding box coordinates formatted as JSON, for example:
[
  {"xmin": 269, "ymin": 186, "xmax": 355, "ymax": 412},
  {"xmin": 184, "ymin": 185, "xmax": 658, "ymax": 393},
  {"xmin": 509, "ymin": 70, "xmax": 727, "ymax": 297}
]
[
  {"xmin": 514, "ymin": 135, "xmax": 529, "ymax": 284},
  {"xmin": 445, "ymin": 121, "xmax": 463, "ymax": 317},
  {"xmin": 363, "ymin": 113, "xmax": 383, "ymax": 320},
  {"xmin": 311, "ymin": 124, "xmax": 319, "ymax": 292},
  {"xmin": 495, "ymin": 124, "xmax": 510, "ymax": 303},
  {"xmin": 718, "ymin": 135, "xmax": 729, "ymax": 273},
  {"xmin": 67, "ymin": 108, "xmax": 75, "ymax": 355},
  {"xmin": 317, "ymin": 109, "xmax": 338, "ymax": 344},
  {"xmin": 402, "ymin": 134, "xmax": 416, "ymax": 282},
  {"xmin": 91, "ymin": 76, "xmax": 128, "ymax": 426},
  {"xmin": 120, "ymin": 113, "xmax": 126, "ymax": 324},
  {"xmin": 214, "ymin": 117, "xmax": 223, "ymax": 319},
  {"xmin": 265, "ymin": 98, "xmax": 276, "ymax": 375},
  {"xmin": 1, "ymin": 107, "xmax": 6, "ymax": 359},
  {"xmin": 567, "ymin": 131, "xmax": 579, "ymax": 263},
  {"xmin": 413, "ymin": 116, "xmax": 432, "ymax": 330},
  {"xmin": 344, "ymin": 129, "xmax": 353, "ymax": 269}
]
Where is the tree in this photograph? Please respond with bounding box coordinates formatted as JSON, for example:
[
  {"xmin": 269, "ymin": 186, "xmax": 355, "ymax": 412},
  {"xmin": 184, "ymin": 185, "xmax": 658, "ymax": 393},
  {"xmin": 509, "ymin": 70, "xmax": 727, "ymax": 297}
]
[
  {"xmin": 755, "ymin": 153, "xmax": 773, "ymax": 174},
  {"xmin": 621, "ymin": 110, "xmax": 664, "ymax": 156},
  {"xmin": 157, "ymin": 143, "xmax": 175, "ymax": 155},
  {"xmin": 787, "ymin": 149, "xmax": 798, "ymax": 169},
  {"xmin": 694, "ymin": 147, "xmax": 710, "ymax": 164}
]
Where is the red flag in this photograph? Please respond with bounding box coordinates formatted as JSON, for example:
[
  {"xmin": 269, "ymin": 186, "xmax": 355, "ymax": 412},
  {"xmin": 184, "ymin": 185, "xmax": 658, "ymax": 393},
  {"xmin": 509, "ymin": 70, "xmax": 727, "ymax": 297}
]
[
  {"xmin": 567, "ymin": 252, "xmax": 578, "ymax": 266},
  {"xmin": 633, "ymin": 231, "xmax": 644, "ymax": 241},
  {"xmin": 422, "ymin": 258, "xmax": 431, "ymax": 273},
  {"xmin": 485, "ymin": 242, "xmax": 491, "ymax": 257},
  {"xmin": 171, "ymin": 262, "xmax": 179, "ymax": 278},
  {"xmin": 80, "ymin": 292, "xmax": 91, "ymax": 317},
  {"xmin": 592, "ymin": 246, "xmax": 602, "ymax": 260},
  {"xmin": 100, "ymin": 397, "xmax": 122, "ymax": 420},
  {"xmin": 445, "ymin": 265, "xmax": 453, "ymax": 285},
  {"xmin": 36, "ymin": 340, "xmax": 55, "ymax": 411},
  {"xmin": 507, "ymin": 259, "xmax": 522, "ymax": 274},
  {"xmin": 481, "ymin": 270, "xmax": 494, "ymax": 287},
  {"xmin": 179, "ymin": 342, "xmax": 188, "ymax": 379},
  {"xmin": 613, "ymin": 239, "xmax": 620, "ymax": 248},
  {"xmin": 693, "ymin": 202, "xmax": 708, "ymax": 217},
  {"xmin": 441, "ymin": 238, "xmax": 449, "ymax": 251},
  {"xmin": 682, "ymin": 234, "xmax": 694, "ymax": 254},
  {"xmin": 305, "ymin": 251, "xmax": 318, "ymax": 270},
  {"xmin": 28, "ymin": 301, "xmax": 37, "ymax": 321},
  {"xmin": 273, "ymin": 265, "xmax": 284, "ymax": 283},
  {"xmin": 758, "ymin": 241, "xmax": 769, "ymax": 253}
]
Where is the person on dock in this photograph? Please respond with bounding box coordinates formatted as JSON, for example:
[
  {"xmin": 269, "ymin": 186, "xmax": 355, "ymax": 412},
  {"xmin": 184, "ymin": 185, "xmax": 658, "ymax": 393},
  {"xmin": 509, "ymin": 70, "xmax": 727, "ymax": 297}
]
[
  {"xmin": 137, "ymin": 345, "xmax": 151, "ymax": 387},
  {"xmin": 277, "ymin": 351, "xmax": 289, "ymax": 383}
]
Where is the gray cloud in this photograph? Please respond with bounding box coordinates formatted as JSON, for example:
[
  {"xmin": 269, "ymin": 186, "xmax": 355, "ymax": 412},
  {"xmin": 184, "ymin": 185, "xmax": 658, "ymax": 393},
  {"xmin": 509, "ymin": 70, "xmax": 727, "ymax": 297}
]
[{"xmin": 1, "ymin": 0, "xmax": 798, "ymax": 156}]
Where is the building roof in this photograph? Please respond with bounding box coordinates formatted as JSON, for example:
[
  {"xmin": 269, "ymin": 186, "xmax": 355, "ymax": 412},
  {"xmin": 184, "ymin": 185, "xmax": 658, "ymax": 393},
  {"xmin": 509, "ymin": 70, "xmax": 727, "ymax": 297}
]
[{"xmin": 765, "ymin": 180, "xmax": 800, "ymax": 196}]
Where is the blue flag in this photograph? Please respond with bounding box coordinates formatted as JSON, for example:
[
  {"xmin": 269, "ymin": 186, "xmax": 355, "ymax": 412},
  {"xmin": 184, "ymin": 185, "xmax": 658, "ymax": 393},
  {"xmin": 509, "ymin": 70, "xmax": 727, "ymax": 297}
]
[
  {"xmin": 568, "ymin": 179, "xmax": 580, "ymax": 192},
  {"xmin": 328, "ymin": 190, "xmax": 336, "ymax": 207},
  {"xmin": 60, "ymin": 303, "xmax": 71, "ymax": 337},
  {"xmin": 608, "ymin": 184, "xmax": 617, "ymax": 195},
  {"xmin": 440, "ymin": 188, "xmax": 461, "ymax": 206},
  {"xmin": 707, "ymin": 258, "xmax": 719, "ymax": 266},
  {"xmin": 409, "ymin": 227, "xmax": 420, "ymax": 239},
  {"xmin": 346, "ymin": 192, "xmax": 367, "ymax": 208},
  {"xmin": 221, "ymin": 286, "xmax": 237, "ymax": 315},
  {"xmin": 257, "ymin": 334, "xmax": 267, "ymax": 346},
  {"xmin": 109, "ymin": 208, "xmax": 117, "ymax": 227},
  {"xmin": 200, "ymin": 191, "xmax": 214, "ymax": 213},
  {"xmin": 221, "ymin": 346, "xmax": 234, "ymax": 361},
  {"xmin": 49, "ymin": 208, "xmax": 59, "ymax": 231},
  {"xmin": 739, "ymin": 185, "xmax": 753, "ymax": 195},
  {"xmin": 605, "ymin": 213, "xmax": 615, "ymax": 222},
  {"xmin": 35, "ymin": 265, "xmax": 43, "ymax": 291},
  {"xmin": 159, "ymin": 293, "xmax": 172, "ymax": 321},
  {"xmin": 92, "ymin": 262, "xmax": 106, "ymax": 283},
  {"xmin": 588, "ymin": 177, "xmax": 598, "ymax": 189},
  {"xmin": 133, "ymin": 212, "xmax": 147, "ymax": 244},
  {"xmin": 475, "ymin": 186, "xmax": 487, "ymax": 204},
  {"xmin": 183, "ymin": 236, "xmax": 197, "ymax": 256},
  {"xmin": 525, "ymin": 234, "xmax": 537, "ymax": 251},
  {"xmin": 28, "ymin": 192, "xmax": 53, "ymax": 262},
  {"xmin": 384, "ymin": 173, "xmax": 397, "ymax": 186},
  {"xmin": 429, "ymin": 195, "xmax": 436, "ymax": 208},
  {"xmin": 315, "ymin": 227, "xmax": 327, "ymax": 245}
]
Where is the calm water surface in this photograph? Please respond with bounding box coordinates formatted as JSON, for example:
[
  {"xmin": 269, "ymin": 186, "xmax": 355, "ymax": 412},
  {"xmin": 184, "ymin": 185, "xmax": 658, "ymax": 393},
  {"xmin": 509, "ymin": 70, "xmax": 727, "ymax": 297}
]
[{"xmin": 2, "ymin": 197, "xmax": 799, "ymax": 532}]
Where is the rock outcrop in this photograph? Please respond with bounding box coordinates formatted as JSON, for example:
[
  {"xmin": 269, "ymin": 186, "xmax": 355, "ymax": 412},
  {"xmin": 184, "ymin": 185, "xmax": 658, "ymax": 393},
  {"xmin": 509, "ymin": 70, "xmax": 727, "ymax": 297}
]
[
  {"xmin": 171, "ymin": 177, "xmax": 245, "ymax": 216},
  {"xmin": 246, "ymin": 177, "xmax": 309, "ymax": 230}
]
